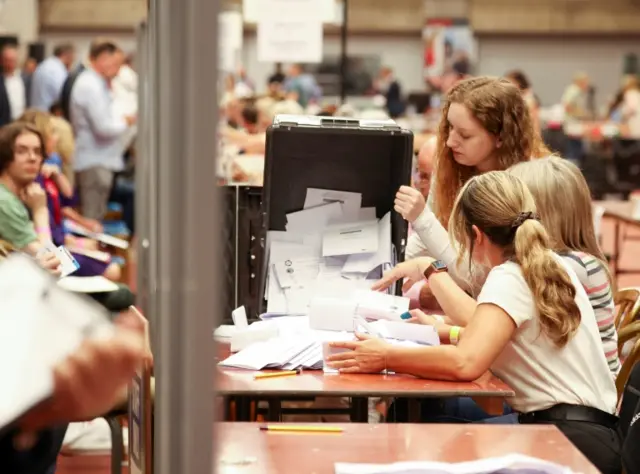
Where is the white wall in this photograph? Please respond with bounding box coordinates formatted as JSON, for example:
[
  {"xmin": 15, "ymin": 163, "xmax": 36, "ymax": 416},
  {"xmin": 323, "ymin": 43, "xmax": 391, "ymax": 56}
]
[
  {"xmin": 241, "ymin": 34, "xmax": 425, "ymax": 94},
  {"xmin": 477, "ymin": 36, "xmax": 640, "ymax": 108},
  {"xmin": 0, "ymin": 0, "xmax": 38, "ymax": 52}
]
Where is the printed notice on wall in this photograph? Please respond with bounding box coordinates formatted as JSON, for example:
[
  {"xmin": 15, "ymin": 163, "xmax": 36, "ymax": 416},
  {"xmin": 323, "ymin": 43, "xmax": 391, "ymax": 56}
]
[
  {"xmin": 243, "ymin": 0, "xmax": 336, "ymax": 23},
  {"xmin": 257, "ymin": 19, "xmax": 323, "ymax": 63}
]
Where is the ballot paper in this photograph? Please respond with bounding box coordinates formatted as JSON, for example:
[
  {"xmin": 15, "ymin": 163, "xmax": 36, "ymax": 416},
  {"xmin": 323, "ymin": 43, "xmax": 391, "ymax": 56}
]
[
  {"xmin": 322, "ymin": 219, "xmax": 379, "ymax": 257},
  {"xmin": 285, "ymin": 201, "xmax": 344, "ymax": 233},
  {"xmin": 37, "ymin": 240, "xmax": 80, "ymax": 278},
  {"xmin": 64, "ymin": 220, "xmax": 129, "ymax": 250},
  {"xmin": 334, "ymin": 454, "xmax": 576, "ymax": 474},
  {"xmin": 0, "ymin": 254, "xmax": 113, "ymax": 430},
  {"xmin": 303, "ymin": 188, "xmax": 362, "ymax": 220},
  {"xmin": 341, "ymin": 212, "xmax": 392, "ymax": 274}
]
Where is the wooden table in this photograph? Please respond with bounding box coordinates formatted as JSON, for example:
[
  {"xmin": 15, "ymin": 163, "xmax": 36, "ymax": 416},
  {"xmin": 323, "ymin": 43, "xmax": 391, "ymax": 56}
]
[
  {"xmin": 595, "ymin": 200, "xmax": 640, "ymax": 277},
  {"xmin": 217, "ymin": 368, "xmax": 514, "ymax": 423},
  {"xmin": 215, "ymin": 422, "xmax": 599, "ymax": 474}
]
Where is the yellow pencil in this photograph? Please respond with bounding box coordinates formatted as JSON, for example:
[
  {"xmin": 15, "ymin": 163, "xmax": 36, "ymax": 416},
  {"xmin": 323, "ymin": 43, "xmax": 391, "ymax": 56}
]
[
  {"xmin": 260, "ymin": 425, "xmax": 344, "ymax": 433},
  {"xmin": 254, "ymin": 369, "xmax": 301, "ymax": 380}
]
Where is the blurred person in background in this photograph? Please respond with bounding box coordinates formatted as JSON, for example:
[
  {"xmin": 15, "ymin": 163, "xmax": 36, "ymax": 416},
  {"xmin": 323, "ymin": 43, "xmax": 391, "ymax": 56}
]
[
  {"xmin": 70, "ymin": 39, "xmax": 136, "ymax": 222},
  {"xmin": 0, "ymin": 44, "xmax": 26, "ymax": 127},
  {"xmin": 21, "ymin": 57, "xmax": 38, "ymax": 107},
  {"xmin": 374, "ymin": 66, "xmax": 404, "ymax": 118},
  {"xmin": 49, "ymin": 101, "xmax": 76, "ymax": 188},
  {"xmin": 284, "ymin": 63, "xmax": 322, "ymax": 108},
  {"xmin": 562, "ymin": 72, "xmax": 591, "ymax": 165},
  {"xmin": 30, "ymin": 44, "xmax": 76, "ymax": 112},
  {"xmin": 620, "ymin": 75, "xmax": 640, "ymax": 138},
  {"xmin": 506, "ymin": 70, "xmax": 540, "ymax": 132},
  {"xmin": 267, "ymin": 63, "xmax": 286, "ymax": 96}
]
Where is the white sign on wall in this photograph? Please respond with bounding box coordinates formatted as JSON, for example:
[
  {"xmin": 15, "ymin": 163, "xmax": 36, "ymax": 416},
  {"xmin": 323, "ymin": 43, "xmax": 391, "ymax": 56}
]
[
  {"xmin": 219, "ymin": 10, "xmax": 244, "ymax": 72},
  {"xmin": 257, "ymin": 18, "xmax": 323, "ymax": 63},
  {"xmin": 243, "ymin": 0, "xmax": 336, "ymax": 23}
]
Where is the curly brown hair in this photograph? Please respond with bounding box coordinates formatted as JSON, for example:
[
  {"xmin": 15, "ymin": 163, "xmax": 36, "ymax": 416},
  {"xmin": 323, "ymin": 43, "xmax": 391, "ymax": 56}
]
[{"xmin": 433, "ymin": 76, "xmax": 550, "ymax": 227}]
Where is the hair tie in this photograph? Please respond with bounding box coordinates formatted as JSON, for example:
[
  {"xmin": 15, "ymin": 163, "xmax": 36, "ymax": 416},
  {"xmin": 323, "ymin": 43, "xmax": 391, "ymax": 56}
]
[{"xmin": 512, "ymin": 211, "xmax": 538, "ymax": 228}]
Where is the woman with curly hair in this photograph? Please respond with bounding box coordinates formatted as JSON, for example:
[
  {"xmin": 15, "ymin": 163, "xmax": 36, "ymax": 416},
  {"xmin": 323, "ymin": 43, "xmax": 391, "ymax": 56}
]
[{"xmin": 396, "ymin": 76, "xmax": 550, "ymax": 289}]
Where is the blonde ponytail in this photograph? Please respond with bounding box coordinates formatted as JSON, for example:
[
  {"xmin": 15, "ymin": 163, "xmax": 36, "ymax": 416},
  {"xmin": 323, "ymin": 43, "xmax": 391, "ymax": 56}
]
[
  {"xmin": 450, "ymin": 171, "xmax": 583, "ymax": 347},
  {"xmin": 513, "ymin": 220, "xmax": 581, "ymax": 346}
]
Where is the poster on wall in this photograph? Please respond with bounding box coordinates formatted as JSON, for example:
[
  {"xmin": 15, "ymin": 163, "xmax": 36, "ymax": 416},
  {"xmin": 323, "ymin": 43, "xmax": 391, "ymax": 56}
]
[{"xmin": 423, "ymin": 18, "xmax": 476, "ymax": 91}]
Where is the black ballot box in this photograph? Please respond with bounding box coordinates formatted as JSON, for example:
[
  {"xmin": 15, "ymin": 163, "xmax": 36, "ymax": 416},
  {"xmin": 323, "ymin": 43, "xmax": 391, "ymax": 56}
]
[{"xmin": 259, "ymin": 115, "xmax": 414, "ymax": 312}]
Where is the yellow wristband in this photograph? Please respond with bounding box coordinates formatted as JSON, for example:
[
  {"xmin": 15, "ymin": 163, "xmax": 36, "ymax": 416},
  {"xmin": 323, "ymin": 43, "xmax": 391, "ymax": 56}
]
[{"xmin": 449, "ymin": 326, "xmax": 461, "ymax": 345}]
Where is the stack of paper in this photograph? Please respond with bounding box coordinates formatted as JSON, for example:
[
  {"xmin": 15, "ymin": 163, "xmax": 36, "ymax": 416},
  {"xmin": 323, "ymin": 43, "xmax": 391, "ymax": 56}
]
[
  {"xmin": 334, "ymin": 454, "xmax": 576, "ymax": 474},
  {"xmin": 217, "ymin": 312, "xmax": 440, "ymax": 371},
  {"xmin": 266, "ymin": 188, "xmax": 397, "ymax": 315}
]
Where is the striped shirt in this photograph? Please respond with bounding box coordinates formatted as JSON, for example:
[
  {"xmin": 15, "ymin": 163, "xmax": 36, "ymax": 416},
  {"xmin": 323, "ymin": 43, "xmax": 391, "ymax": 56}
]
[{"xmin": 562, "ymin": 251, "xmax": 621, "ymax": 377}]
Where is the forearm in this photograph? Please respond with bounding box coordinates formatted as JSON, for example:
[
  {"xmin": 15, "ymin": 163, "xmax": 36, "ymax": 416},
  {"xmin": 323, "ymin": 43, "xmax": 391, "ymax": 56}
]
[
  {"xmin": 428, "ymin": 272, "xmax": 477, "ymax": 326},
  {"xmin": 54, "ymin": 174, "xmax": 74, "ymax": 199},
  {"xmin": 410, "ymin": 208, "xmax": 471, "ymax": 289},
  {"xmin": 32, "ymin": 209, "xmax": 51, "ymax": 244},
  {"xmin": 62, "ymin": 207, "xmax": 90, "ymax": 228},
  {"xmin": 385, "ymin": 344, "xmax": 472, "ymax": 381}
]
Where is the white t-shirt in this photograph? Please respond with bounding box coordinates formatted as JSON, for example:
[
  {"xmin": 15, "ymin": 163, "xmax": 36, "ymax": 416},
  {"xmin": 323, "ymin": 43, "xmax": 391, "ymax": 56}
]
[
  {"xmin": 477, "ymin": 258, "xmax": 617, "ymax": 414},
  {"xmin": 5, "ymin": 73, "xmax": 25, "ymax": 120}
]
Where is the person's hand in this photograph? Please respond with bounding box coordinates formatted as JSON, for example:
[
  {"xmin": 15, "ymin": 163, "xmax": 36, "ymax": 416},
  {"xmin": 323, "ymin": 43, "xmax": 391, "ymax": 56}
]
[
  {"xmin": 50, "ymin": 322, "xmax": 145, "ymax": 422},
  {"xmin": 371, "ymin": 257, "xmax": 435, "ymax": 293},
  {"xmin": 327, "ymin": 333, "xmax": 390, "ymax": 374},
  {"xmin": 395, "ymin": 185, "xmax": 427, "ymax": 223},
  {"xmin": 85, "ymin": 219, "xmax": 103, "ymax": 233},
  {"xmin": 406, "ymin": 309, "xmax": 443, "ymax": 328},
  {"xmin": 21, "ymin": 183, "xmax": 47, "ymax": 211},
  {"xmin": 125, "ymin": 115, "xmax": 137, "ymax": 126},
  {"xmin": 40, "ymin": 164, "xmax": 60, "ymax": 179},
  {"xmin": 36, "ymin": 251, "xmax": 61, "ymax": 277}
]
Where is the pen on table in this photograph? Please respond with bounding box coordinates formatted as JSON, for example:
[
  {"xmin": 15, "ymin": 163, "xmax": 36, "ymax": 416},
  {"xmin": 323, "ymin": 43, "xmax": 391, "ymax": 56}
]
[
  {"xmin": 254, "ymin": 369, "xmax": 301, "ymax": 380},
  {"xmin": 260, "ymin": 425, "xmax": 344, "ymax": 433}
]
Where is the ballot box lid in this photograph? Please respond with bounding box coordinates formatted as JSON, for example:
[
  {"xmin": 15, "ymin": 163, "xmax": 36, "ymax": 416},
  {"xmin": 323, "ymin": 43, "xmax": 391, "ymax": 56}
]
[{"xmin": 260, "ymin": 114, "xmax": 414, "ymax": 307}]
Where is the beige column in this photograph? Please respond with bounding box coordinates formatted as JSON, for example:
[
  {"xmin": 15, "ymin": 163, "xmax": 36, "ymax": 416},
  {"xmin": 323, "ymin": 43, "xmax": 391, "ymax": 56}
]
[{"xmin": 0, "ymin": 0, "xmax": 38, "ymax": 54}]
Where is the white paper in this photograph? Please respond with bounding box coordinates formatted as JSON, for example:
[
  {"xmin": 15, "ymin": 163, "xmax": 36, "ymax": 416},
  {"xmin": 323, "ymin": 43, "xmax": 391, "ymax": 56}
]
[
  {"xmin": 286, "ymin": 202, "xmax": 344, "ymax": 233},
  {"xmin": 304, "ymin": 188, "xmax": 362, "ymax": 220},
  {"xmin": 353, "ymin": 290, "xmax": 409, "ymax": 321},
  {"xmin": 308, "ymin": 296, "xmax": 357, "ymax": 332},
  {"xmin": 65, "ymin": 220, "xmax": 129, "ymax": 250},
  {"xmin": 231, "ymin": 306, "xmax": 249, "ymax": 328},
  {"xmin": 0, "ymin": 255, "xmax": 113, "ymax": 430},
  {"xmin": 257, "ymin": 18, "xmax": 323, "ymax": 64},
  {"xmin": 370, "ymin": 320, "xmax": 440, "ymax": 346},
  {"xmin": 322, "ymin": 220, "xmax": 379, "ymax": 257},
  {"xmin": 334, "ymin": 454, "xmax": 576, "ymax": 474},
  {"xmin": 57, "ymin": 276, "xmax": 119, "ymax": 293},
  {"xmin": 243, "ymin": 0, "xmax": 336, "ymax": 22},
  {"xmin": 342, "ymin": 212, "xmax": 392, "ymax": 274},
  {"xmin": 38, "ymin": 241, "xmax": 80, "ymax": 277},
  {"xmin": 219, "ymin": 11, "xmax": 243, "ymax": 72}
]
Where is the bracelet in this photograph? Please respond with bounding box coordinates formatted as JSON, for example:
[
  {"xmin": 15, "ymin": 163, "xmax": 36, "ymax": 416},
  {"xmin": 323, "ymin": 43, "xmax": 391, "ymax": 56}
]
[
  {"xmin": 35, "ymin": 227, "xmax": 51, "ymax": 237},
  {"xmin": 449, "ymin": 326, "xmax": 461, "ymax": 345}
]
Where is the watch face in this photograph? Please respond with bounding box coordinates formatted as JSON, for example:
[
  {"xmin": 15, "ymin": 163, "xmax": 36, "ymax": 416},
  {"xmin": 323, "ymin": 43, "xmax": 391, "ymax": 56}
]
[{"xmin": 432, "ymin": 260, "xmax": 447, "ymax": 271}]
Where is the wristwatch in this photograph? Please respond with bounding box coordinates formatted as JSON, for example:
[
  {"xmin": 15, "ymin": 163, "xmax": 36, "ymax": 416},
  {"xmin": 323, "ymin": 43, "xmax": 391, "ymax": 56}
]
[{"xmin": 423, "ymin": 260, "xmax": 448, "ymax": 281}]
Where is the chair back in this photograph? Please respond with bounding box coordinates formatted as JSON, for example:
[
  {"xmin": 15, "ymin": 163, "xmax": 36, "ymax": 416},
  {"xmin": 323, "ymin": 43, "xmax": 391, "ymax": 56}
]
[
  {"xmin": 614, "ymin": 288, "xmax": 640, "ymax": 330},
  {"xmin": 616, "ymin": 321, "xmax": 640, "ymax": 400},
  {"xmin": 618, "ymin": 360, "xmax": 640, "ymax": 474}
]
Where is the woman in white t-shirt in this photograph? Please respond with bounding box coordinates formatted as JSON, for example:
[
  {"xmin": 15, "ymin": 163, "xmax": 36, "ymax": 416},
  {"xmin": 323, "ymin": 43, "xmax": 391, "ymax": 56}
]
[{"xmin": 328, "ymin": 171, "xmax": 620, "ymax": 474}]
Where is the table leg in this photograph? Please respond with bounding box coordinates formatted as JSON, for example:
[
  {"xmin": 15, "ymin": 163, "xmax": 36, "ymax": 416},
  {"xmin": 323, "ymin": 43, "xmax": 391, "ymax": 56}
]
[
  {"xmin": 350, "ymin": 397, "xmax": 368, "ymax": 423},
  {"xmin": 267, "ymin": 399, "xmax": 282, "ymax": 422},
  {"xmin": 407, "ymin": 398, "xmax": 421, "ymax": 423},
  {"xmin": 235, "ymin": 397, "xmax": 252, "ymax": 421}
]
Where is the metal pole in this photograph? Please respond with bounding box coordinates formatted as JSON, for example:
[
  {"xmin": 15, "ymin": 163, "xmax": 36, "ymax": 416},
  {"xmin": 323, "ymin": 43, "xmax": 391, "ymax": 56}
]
[
  {"xmin": 152, "ymin": 0, "xmax": 220, "ymax": 473},
  {"xmin": 339, "ymin": 0, "xmax": 348, "ymax": 104}
]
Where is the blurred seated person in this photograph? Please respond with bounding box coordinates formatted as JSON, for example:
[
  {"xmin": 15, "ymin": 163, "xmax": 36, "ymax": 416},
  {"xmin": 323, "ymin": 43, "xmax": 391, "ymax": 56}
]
[
  {"xmin": 374, "ymin": 67, "xmax": 404, "ymax": 118},
  {"xmin": 506, "ymin": 70, "xmax": 540, "ymax": 132},
  {"xmin": 620, "ymin": 75, "xmax": 640, "ymax": 138},
  {"xmin": 0, "ymin": 120, "xmax": 121, "ymax": 281},
  {"xmin": 240, "ymin": 103, "xmax": 260, "ymax": 135},
  {"xmin": 267, "ymin": 63, "xmax": 286, "ymax": 97},
  {"xmin": 284, "ymin": 63, "xmax": 322, "ymax": 108},
  {"xmin": 234, "ymin": 66, "xmax": 254, "ymax": 98},
  {"xmin": 49, "ymin": 101, "xmax": 76, "ymax": 187}
]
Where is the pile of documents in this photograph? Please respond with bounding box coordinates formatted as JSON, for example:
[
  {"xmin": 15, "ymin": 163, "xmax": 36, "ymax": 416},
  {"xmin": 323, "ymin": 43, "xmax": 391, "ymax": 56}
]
[
  {"xmin": 216, "ymin": 309, "xmax": 439, "ymax": 371},
  {"xmin": 334, "ymin": 454, "xmax": 577, "ymax": 474},
  {"xmin": 266, "ymin": 188, "xmax": 396, "ymax": 315}
]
